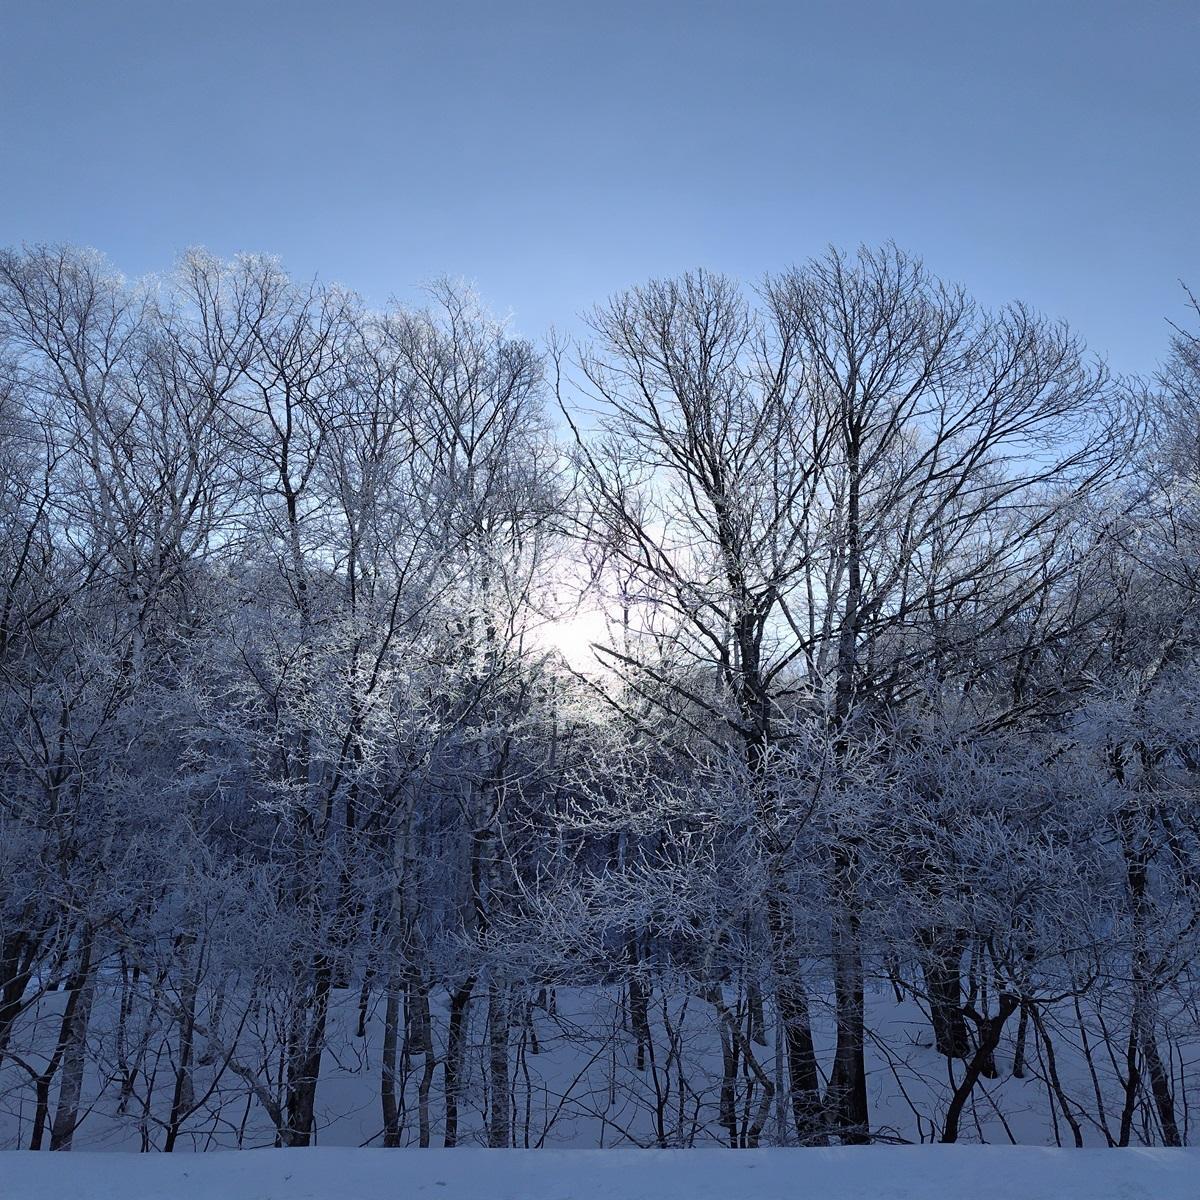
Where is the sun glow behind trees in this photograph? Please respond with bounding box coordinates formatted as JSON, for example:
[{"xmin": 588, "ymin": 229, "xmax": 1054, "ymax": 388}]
[{"xmin": 532, "ymin": 594, "xmax": 613, "ymax": 670}]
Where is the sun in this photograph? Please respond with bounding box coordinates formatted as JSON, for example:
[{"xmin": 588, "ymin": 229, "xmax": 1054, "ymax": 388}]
[{"xmin": 535, "ymin": 601, "xmax": 612, "ymax": 670}]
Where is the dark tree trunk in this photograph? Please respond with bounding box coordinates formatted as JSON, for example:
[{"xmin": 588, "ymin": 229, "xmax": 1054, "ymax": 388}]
[
  {"xmin": 1141, "ymin": 1029, "xmax": 1182, "ymax": 1146},
  {"xmin": 0, "ymin": 929, "xmax": 41, "ymax": 1061},
  {"xmin": 408, "ymin": 975, "xmax": 437, "ymax": 1147},
  {"xmin": 917, "ymin": 928, "xmax": 969, "ymax": 1059},
  {"xmin": 487, "ymin": 979, "xmax": 511, "ymax": 1147},
  {"xmin": 707, "ymin": 986, "xmax": 739, "ymax": 1147},
  {"xmin": 1117, "ymin": 790, "xmax": 1180, "ymax": 1145},
  {"xmin": 282, "ymin": 954, "xmax": 331, "ymax": 1147},
  {"xmin": 163, "ymin": 950, "xmax": 199, "ymax": 1152},
  {"xmin": 381, "ymin": 974, "xmax": 403, "ymax": 1146},
  {"xmin": 627, "ymin": 935, "xmax": 651, "ymax": 1071},
  {"xmin": 1012, "ymin": 999, "xmax": 1030, "ymax": 1079},
  {"xmin": 747, "ymin": 978, "xmax": 767, "ymax": 1047},
  {"xmin": 941, "ymin": 992, "xmax": 1019, "ymax": 1143},
  {"xmin": 826, "ymin": 852, "xmax": 869, "ymax": 1144},
  {"xmin": 443, "ymin": 978, "xmax": 474, "ymax": 1147},
  {"xmin": 767, "ymin": 893, "xmax": 824, "ymax": 1144},
  {"xmin": 49, "ymin": 929, "xmax": 97, "ymax": 1151}
]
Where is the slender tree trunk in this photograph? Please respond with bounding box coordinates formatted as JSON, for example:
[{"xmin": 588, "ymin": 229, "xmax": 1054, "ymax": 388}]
[
  {"xmin": 0, "ymin": 929, "xmax": 41, "ymax": 1061},
  {"xmin": 487, "ymin": 979, "xmax": 511, "ymax": 1147},
  {"xmin": 356, "ymin": 901, "xmax": 383, "ymax": 1039},
  {"xmin": 826, "ymin": 429, "xmax": 870, "ymax": 1144},
  {"xmin": 1029, "ymin": 1003, "xmax": 1083, "ymax": 1148},
  {"xmin": 1118, "ymin": 1015, "xmax": 1139, "ymax": 1147},
  {"xmin": 165, "ymin": 931, "xmax": 200, "ymax": 1147},
  {"xmin": 941, "ymin": 992, "xmax": 1018, "ymax": 1143},
  {"xmin": 283, "ymin": 954, "xmax": 331, "ymax": 1147},
  {"xmin": 411, "ymin": 975, "xmax": 437, "ymax": 1148},
  {"xmin": 1141, "ymin": 1028, "xmax": 1182, "ymax": 1146},
  {"xmin": 443, "ymin": 979, "xmax": 474, "ymax": 1147},
  {"xmin": 49, "ymin": 929, "xmax": 97, "ymax": 1151},
  {"xmin": 747, "ymin": 977, "xmax": 767, "ymax": 1047},
  {"xmin": 115, "ymin": 954, "xmax": 138, "ymax": 1114},
  {"xmin": 766, "ymin": 892, "xmax": 824, "ymax": 1144},
  {"xmin": 1012, "ymin": 999, "xmax": 1030, "ymax": 1079},
  {"xmin": 743, "ymin": 686, "xmax": 824, "ymax": 1144},
  {"xmin": 707, "ymin": 985, "xmax": 739, "ymax": 1147},
  {"xmin": 381, "ymin": 973, "xmax": 403, "ymax": 1146},
  {"xmin": 1117, "ymin": 795, "xmax": 1179, "ymax": 1144},
  {"xmin": 627, "ymin": 935, "xmax": 651, "ymax": 1071},
  {"xmin": 705, "ymin": 984, "xmax": 776, "ymax": 1149},
  {"xmin": 827, "ymin": 849, "xmax": 869, "ymax": 1143}
]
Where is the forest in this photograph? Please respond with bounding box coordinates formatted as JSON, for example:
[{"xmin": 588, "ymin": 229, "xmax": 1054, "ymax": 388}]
[{"xmin": 2, "ymin": 241, "xmax": 1200, "ymax": 1154}]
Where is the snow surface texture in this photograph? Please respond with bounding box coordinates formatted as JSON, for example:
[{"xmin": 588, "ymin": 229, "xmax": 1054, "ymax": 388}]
[{"xmin": 4, "ymin": 1147, "xmax": 1199, "ymax": 1200}]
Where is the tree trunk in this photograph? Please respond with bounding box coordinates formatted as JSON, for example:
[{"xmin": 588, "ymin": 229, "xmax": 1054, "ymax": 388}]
[
  {"xmin": 443, "ymin": 978, "xmax": 474, "ymax": 1147},
  {"xmin": 627, "ymin": 935, "xmax": 651, "ymax": 1071},
  {"xmin": 486, "ymin": 979, "xmax": 511, "ymax": 1147},
  {"xmin": 381, "ymin": 973, "xmax": 403, "ymax": 1146},
  {"xmin": 766, "ymin": 893, "xmax": 824, "ymax": 1144},
  {"xmin": 917, "ymin": 928, "xmax": 969, "ymax": 1059},
  {"xmin": 1012, "ymin": 999, "xmax": 1030, "ymax": 1079},
  {"xmin": 826, "ymin": 852, "xmax": 869, "ymax": 1143},
  {"xmin": 709, "ymin": 987, "xmax": 739, "ymax": 1147},
  {"xmin": 282, "ymin": 954, "xmax": 331, "ymax": 1147},
  {"xmin": 0, "ymin": 929, "xmax": 41, "ymax": 1061},
  {"xmin": 49, "ymin": 930, "xmax": 97, "ymax": 1151},
  {"xmin": 1141, "ymin": 1028, "xmax": 1182, "ymax": 1146},
  {"xmin": 941, "ymin": 992, "xmax": 1018, "ymax": 1143},
  {"xmin": 1118, "ymin": 796, "xmax": 1179, "ymax": 1144},
  {"xmin": 747, "ymin": 978, "xmax": 767, "ymax": 1047},
  {"xmin": 411, "ymin": 975, "xmax": 437, "ymax": 1148},
  {"xmin": 164, "ymin": 935, "xmax": 200, "ymax": 1152}
]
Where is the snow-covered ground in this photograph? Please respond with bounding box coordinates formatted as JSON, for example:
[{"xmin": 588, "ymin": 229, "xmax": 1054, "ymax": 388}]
[
  {"xmin": 5, "ymin": 1146, "xmax": 1199, "ymax": 1200},
  {"xmin": 4, "ymin": 981, "xmax": 1197, "ymax": 1151}
]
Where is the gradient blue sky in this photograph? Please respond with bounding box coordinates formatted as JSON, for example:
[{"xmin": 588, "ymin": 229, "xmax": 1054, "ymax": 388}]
[{"xmin": 2, "ymin": 0, "xmax": 1196, "ymax": 375}]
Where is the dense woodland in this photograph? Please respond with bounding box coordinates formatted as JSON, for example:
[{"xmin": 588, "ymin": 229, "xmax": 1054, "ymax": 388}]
[{"xmin": 3, "ymin": 243, "xmax": 1200, "ymax": 1152}]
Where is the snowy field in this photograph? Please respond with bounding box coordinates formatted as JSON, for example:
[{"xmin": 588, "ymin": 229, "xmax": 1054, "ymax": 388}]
[{"xmin": 5, "ymin": 1146, "xmax": 1199, "ymax": 1200}]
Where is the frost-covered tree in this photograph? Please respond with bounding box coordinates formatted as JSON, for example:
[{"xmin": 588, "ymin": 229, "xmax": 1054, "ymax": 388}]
[{"xmin": 5, "ymin": 243, "xmax": 1200, "ymax": 1154}]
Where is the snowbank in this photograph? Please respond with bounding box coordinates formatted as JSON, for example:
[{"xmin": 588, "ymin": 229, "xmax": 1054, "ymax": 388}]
[{"xmin": 3, "ymin": 1146, "xmax": 1198, "ymax": 1200}]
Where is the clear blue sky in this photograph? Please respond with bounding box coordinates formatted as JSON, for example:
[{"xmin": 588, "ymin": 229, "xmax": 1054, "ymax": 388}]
[{"xmin": 2, "ymin": 0, "xmax": 1196, "ymax": 375}]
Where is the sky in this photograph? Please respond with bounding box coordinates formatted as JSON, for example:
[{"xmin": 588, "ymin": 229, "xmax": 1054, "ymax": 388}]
[{"xmin": 1, "ymin": 0, "xmax": 1197, "ymax": 377}]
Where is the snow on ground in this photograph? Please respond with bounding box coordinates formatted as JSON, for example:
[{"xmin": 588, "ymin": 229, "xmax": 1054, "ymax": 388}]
[
  {"xmin": 9, "ymin": 982, "xmax": 1186, "ymax": 1151},
  {"xmin": 3, "ymin": 1147, "xmax": 1199, "ymax": 1200}
]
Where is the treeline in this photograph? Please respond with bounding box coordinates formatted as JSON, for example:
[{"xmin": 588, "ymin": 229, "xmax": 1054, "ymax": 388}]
[{"xmin": 1, "ymin": 244, "xmax": 1199, "ymax": 1150}]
